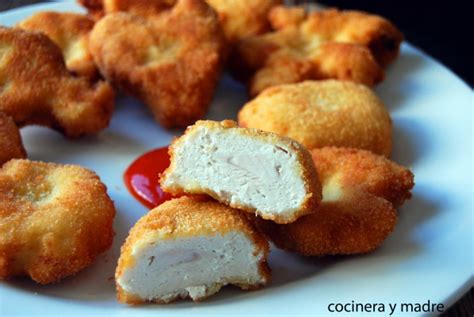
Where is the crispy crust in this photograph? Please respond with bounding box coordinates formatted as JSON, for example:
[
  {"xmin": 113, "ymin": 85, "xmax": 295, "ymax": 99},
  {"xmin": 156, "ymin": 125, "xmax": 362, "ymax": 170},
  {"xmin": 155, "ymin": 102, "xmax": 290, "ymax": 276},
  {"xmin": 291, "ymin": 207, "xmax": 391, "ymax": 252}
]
[
  {"xmin": 0, "ymin": 113, "xmax": 26, "ymax": 166},
  {"xmin": 206, "ymin": 0, "xmax": 281, "ymax": 44},
  {"xmin": 0, "ymin": 27, "xmax": 114, "ymax": 138},
  {"xmin": 160, "ymin": 120, "xmax": 322, "ymax": 224},
  {"xmin": 18, "ymin": 12, "xmax": 98, "ymax": 78},
  {"xmin": 269, "ymin": 6, "xmax": 403, "ymax": 67},
  {"xmin": 89, "ymin": 0, "xmax": 226, "ymax": 128},
  {"xmin": 254, "ymin": 147, "xmax": 414, "ymax": 256},
  {"xmin": 116, "ymin": 196, "xmax": 270, "ymax": 304},
  {"xmin": 239, "ymin": 80, "xmax": 393, "ymax": 156},
  {"xmin": 0, "ymin": 159, "xmax": 116, "ymax": 284},
  {"xmin": 232, "ymin": 5, "xmax": 402, "ymax": 95}
]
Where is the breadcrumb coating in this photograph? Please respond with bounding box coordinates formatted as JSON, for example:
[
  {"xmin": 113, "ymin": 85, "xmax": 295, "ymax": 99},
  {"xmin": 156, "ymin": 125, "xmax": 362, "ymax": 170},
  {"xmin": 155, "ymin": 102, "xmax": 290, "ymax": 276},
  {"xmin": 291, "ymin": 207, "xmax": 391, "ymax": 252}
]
[
  {"xmin": 18, "ymin": 11, "xmax": 98, "ymax": 78},
  {"xmin": 0, "ymin": 159, "xmax": 116, "ymax": 284},
  {"xmin": 116, "ymin": 196, "xmax": 270, "ymax": 304},
  {"xmin": 254, "ymin": 147, "xmax": 414, "ymax": 256},
  {"xmin": 89, "ymin": 0, "xmax": 226, "ymax": 128},
  {"xmin": 232, "ymin": 6, "xmax": 402, "ymax": 96},
  {"xmin": 0, "ymin": 112, "xmax": 26, "ymax": 166},
  {"xmin": 0, "ymin": 27, "xmax": 114, "ymax": 138},
  {"xmin": 239, "ymin": 80, "xmax": 392, "ymax": 156}
]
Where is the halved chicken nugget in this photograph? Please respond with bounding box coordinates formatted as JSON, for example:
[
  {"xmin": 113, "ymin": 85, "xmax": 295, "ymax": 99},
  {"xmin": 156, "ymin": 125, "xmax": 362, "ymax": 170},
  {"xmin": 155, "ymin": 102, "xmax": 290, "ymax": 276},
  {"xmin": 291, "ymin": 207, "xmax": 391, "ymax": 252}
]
[
  {"xmin": 116, "ymin": 196, "xmax": 270, "ymax": 304},
  {"xmin": 18, "ymin": 12, "xmax": 98, "ymax": 78},
  {"xmin": 0, "ymin": 159, "xmax": 115, "ymax": 284},
  {"xmin": 254, "ymin": 147, "xmax": 414, "ymax": 256},
  {"xmin": 160, "ymin": 120, "xmax": 322, "ymax": 224},
  {"xmin": 0, "ymin": 27, "xmax": 114, "ymax": 138},
  {"xmin": 0, "ymin": 112, "xmax": 26, "ymax": 166},
  {"xmin": 238, "ymin": 80, "xmax": 392, "ymax": 156},
  {"xmin": 89, "ymin": 0, "xmax": 226, "ymax": 128}
]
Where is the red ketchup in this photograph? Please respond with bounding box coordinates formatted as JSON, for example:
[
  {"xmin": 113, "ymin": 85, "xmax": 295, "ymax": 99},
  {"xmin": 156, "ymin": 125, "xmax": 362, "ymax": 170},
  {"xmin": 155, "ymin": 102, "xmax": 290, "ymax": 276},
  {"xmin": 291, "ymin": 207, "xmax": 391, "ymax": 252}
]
[{"xmin": 124, "ymin": 146, "xmax": 175, "ymax": 209}]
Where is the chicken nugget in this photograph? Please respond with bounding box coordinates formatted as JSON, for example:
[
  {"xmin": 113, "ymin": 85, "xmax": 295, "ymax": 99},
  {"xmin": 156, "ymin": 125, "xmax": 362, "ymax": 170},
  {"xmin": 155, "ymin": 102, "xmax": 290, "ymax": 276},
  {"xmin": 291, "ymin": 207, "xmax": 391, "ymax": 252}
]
[
  {"xmin": 254, "ymin": 147, "xmax": 414, "ymax": 256},
  {"xmin": 0, "ymin": 27, "xmax": 114, "ymax": 138},
  {"xmin": 238, "ymin": 80, "xmax": 392, "ymax": 156},
  {"xmin": 0, "ymin": 159, "xmax": 115, "ymax": 284},
  {"xmin": 116, "ymin": 196, "xmax": 270, "ymax": 304},
  {"xmin": 89, "ymin": 0, "xmax": 226, "ymax": 128},
  {"xmin": 18, "ymin": 12, "xmax": 98, "ymax": 78},
  {"xmin": 233, "ymin": 6, "xmax": 402, "ymax": 95},
  {"xmin": 206, "ymin": 0, "xmax": 281, "ymax": 44},
  {"xmin": 0, "ymin": 112, "xmax": 26, "ymax": 166},
  {"xmin": 160, "ymin": 120, "xmax": 321, "ymax": 224}
]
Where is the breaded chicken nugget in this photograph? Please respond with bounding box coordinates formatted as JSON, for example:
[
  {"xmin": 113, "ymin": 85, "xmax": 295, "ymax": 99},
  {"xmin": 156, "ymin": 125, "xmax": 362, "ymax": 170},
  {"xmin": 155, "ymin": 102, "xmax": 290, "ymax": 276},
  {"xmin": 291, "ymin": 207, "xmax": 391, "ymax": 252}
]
[
  {"xmin": 0, "ymin": 112, "xmax": 26, "ymax": 166},
  {"xmin": 268, "ymin": 6, "xmax": 403, "ymax": 67},
  {"xmin": 89, "ymin": 0, "xmax": 226, "ymax": 128},
  {"xmin": 206, "ymin": 0, "xmax": 281, "ymax": 44},
  {"xmin": 239, "ymin": 80, "xmax": 392, "ymax": 156},
  {"xmin": 233, "ymin": 6, "xmax": 402, "ymax": 96},
  {"xmin": 18, "ymin": 12, "xmax": 98, "ymax": 78},
  {"xmin": 161, "ymin": 120, "xmax": 321, "ymax": 224},
  {"xmin": 78, "ymin": 0, "xmax": 106, "ymax": 19},
  {"xmin": 116, "ymin": 196, "xmax": 270, "ymax": 304},
  {"xmin": 0, "ymin": 159, "xmax": 115, "ymax": 284},
  {"xmin": 255, "ymin": 147, "xmax": 414, "ymax": 256},
  {"xmin": 0, "ymin": 27, "xmax": 114, "ymax": 138}
]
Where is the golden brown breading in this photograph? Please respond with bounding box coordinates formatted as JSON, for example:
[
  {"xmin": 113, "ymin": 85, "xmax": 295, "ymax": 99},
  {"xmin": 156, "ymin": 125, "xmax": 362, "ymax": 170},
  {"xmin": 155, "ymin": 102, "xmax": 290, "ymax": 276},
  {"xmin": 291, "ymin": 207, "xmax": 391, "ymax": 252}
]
[
  {"xmin": 0, "ymin": 112, "xmax": 26, "ymax": 166},
  {"xmin": 160, "ymin": 120, "xmax": 322, "ymax": 224},
  {"xmin": 18, "ymin": 12, "xmax": 98, "ymax": 78},
  {"xmin": 232, "ymin": 6, "xmax": 403, "ymax": 96},
  {"xmin": 268, "ymin": 6, "xmax": 404, "ymax": 67},
  {"xmin": 116, "ymin": 196, "xmax": 270, "ymax": 304},
  {"xmin": 0, "ymin": 27, "xmax": 114, "ymax": 138},
  {"xmin": 238, "ymin": 80, "xmax": 392, "ymax": 156},
  {"xmin": 78, "ymin": 0, "xmax": 106, "ymax": 19},
  {"xmin": 89, "ymin": 0, "xmax": 226, "ymax": 128},
  {"xmin": 254, "ymin": 147, "xmax": 414, "ymax": 256},
  {"xmin": 0, "ymin": 159, "xmax": 116, "ymax": 284},
  {"xmin": 206, "ymin": 0, "xmax": 281, "ymax": 44}
]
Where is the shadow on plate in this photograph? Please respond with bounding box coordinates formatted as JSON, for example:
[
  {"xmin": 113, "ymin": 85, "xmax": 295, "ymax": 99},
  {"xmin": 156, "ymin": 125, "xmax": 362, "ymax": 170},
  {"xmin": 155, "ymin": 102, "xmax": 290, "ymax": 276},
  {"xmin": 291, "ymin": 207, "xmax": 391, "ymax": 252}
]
[
  {"xmin": 377, "ymin": 50, "xmax": 428, "ymax": 111},
  {"xmin": 392, "ymin": 117, "xmax": 432, "ymax": 167}
]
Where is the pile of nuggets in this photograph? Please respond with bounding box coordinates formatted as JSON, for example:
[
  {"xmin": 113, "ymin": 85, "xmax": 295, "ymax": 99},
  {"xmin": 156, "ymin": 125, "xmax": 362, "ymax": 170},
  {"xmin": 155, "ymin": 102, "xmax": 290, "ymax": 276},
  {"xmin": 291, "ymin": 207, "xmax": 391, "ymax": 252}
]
[{"xmin": 0, "ymin": 0, "xmax": 415, "ymax": 306}]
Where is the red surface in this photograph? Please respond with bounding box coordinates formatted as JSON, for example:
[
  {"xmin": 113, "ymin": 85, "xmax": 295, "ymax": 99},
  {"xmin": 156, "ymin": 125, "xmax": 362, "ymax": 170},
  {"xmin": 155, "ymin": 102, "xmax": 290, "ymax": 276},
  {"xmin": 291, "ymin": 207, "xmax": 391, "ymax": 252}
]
[{"xmin": 124, "ymin": 146, "xmax": 175, "ymax": 209}]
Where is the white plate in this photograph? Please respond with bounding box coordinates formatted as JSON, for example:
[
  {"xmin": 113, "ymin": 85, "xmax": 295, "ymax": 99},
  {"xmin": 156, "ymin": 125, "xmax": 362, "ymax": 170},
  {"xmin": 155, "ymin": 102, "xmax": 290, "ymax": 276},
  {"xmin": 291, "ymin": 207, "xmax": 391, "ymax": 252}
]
[{"xmin": 0, "ymin": 2, "xmax": 472, "ymax": 317}]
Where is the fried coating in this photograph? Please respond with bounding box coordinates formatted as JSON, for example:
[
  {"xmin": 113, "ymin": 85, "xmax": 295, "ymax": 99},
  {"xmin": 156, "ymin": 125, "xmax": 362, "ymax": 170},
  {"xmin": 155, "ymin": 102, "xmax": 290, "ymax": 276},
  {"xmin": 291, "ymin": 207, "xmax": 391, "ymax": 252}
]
[
  {"xmin": 0, "ymin": 159, "xmax": 116, "ymax": 284},
  {"xmin": 0, "ymin": 112, "xmax": 26, "ymax": 166},
  {"xmin": 89, "ymin": 0, "xmax": 226, "ymax": 128},
  {"xmin": 233, "ymin": 6, "xmax": 402, "ymax": 96},
  {"xmin": 116, "ymin": 196, "xmax": 270, "ymax": 304},
  {"xmin": 161, "ymin": 120, "xmax": 321, "ymax": 224},
  {"xmin": 0, "ymin": 27, "xmax": 114, "ymax": 138},
  {"xmin": 206, "ymin": 0, "xmax": 281, "ymax": 44},
  {"xmin": 238, "ymin": 80, "xmax": 392, "ymax": 156},
  {"xmin": 268, "ymin": 6, "xmax": 404, "ymax": 67},
  {"xmin": 79, "ymin": 0, "xmax": 280, "ymax": 44},
  {"xmin": 18, "ymin": 12, "xmax": 98, "ymax": 78},
  {"xmin": 255, "ymin": 147, "xmax": 414, "ymax": 256}
]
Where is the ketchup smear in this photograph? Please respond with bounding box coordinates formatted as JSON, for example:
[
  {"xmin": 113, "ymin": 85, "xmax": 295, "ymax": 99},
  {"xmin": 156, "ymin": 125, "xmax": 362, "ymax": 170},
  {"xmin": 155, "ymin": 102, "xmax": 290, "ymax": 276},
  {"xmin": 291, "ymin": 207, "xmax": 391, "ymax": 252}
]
[{"xmin": 124, "ymin": 146, "xmax": 175, "ymax": 209}]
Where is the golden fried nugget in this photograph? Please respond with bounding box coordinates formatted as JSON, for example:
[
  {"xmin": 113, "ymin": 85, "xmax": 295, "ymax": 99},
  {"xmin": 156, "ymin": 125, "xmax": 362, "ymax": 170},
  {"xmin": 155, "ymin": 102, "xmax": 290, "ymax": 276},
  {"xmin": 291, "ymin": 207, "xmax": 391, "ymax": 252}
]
[
  {"xmin": 268, "ymin": 6, "xmax": 404, "ymax": 67},
  {"xmin": 233, "ymin": 6, "xmax": 402, "ymax": 95},
  {"xmin": 78, "ymin": 0, "xmax": 106, "ymax": 19},
  {"xmin": 206, "ymin": 0, "xmax": 281, "ymax": 44},
  {"xmin": 0, "ymin": 27, "xmax": 114, "ymax": 138},
  {"xmin": 116, "ymin": 196, "xmax": 270, "ymax": 304},
  {"xmin": 255, "ymin": 147, "xmax": 414, "ymax": 256},
  {"xmin": 161, "ymin": 120, "xmax": 322, "ymax": 224},
  {"xmin": 18, "ymin": 12, "xmax": 98, "ymax": 78},
  {"xmin": 0, "ymin": 159, "xmax": 116, "ymax": 284},
  {"xmin": 0, "ymin": 112, "xmax": 26, "ymax": 166},
  {"xmin": 239, "ymin": 80, "xmax": 392, "ymax": 156},
  {"xmin": 89, "ymin": 0, "xmax": 226, "ymax": 128}
]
